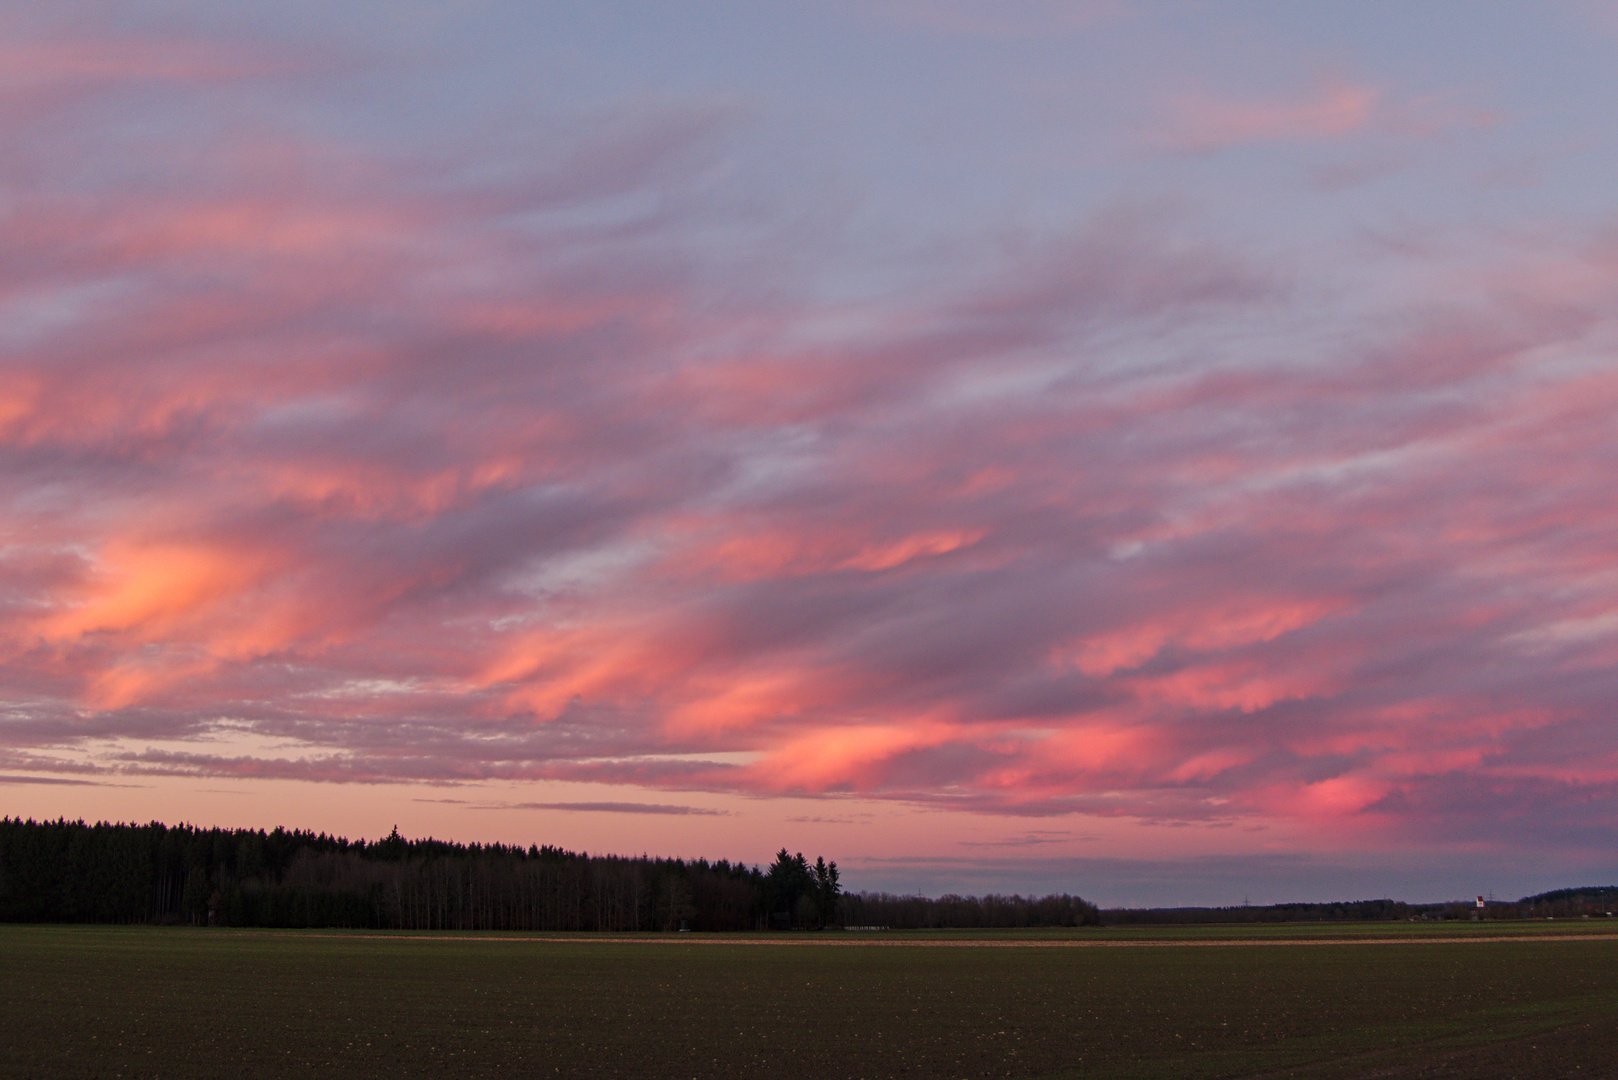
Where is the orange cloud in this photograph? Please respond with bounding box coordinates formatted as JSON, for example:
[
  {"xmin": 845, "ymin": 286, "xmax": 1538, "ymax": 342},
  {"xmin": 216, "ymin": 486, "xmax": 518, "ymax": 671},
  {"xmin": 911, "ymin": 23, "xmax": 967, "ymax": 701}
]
[
  {"xmin": 257, "ymin": 456, "xmax": 531, "ymax": 522},
  {"xmin": 1125, "ymin": 659, "xmax": 1330, "ymax": 715},
  {"xmin": 0, "ymin": 375, "xmax": 41, "ymax": 433},
  {"xmin": 1058, "ymin": 597, "xmax": 1344, "ymax": 677},
  {"xmin": 744, "ymin": 721, "xmax": 960, "ymax": 791},
  {"xmin": 40, "ymin": 540, "xmax": 276, "ymax": 644},
  {"xmin": 690, "ymin": 525, "xmax": 983, "ymax": 581},
  {"xmin": 1295, "ymin": 775, "xmax": 1389, "ymax": 818},
  {"xmin": 78, "ymin": 655, "xmax": 217, "ymax": 712},
  {"xmin": 485, "ymin": 615, "xmax": 853, "ymax": 737},
  {"xmin": 664, "ymin": 668, "xmax": 820, "ymax": 736},
  {"xmin": 479, "ymin": 616, "xmax": 721, "ymax": 722},
  {"xmin": 23, "ymin": 531, "xmax": 380, "ymax": 710},
  {"xmin": 1024, "ymin": 722, "xmax": 1159, "ymax": 777},
  {"xmin": 478, "ymin": 626, "xmax": 629, "ymax": 717}
]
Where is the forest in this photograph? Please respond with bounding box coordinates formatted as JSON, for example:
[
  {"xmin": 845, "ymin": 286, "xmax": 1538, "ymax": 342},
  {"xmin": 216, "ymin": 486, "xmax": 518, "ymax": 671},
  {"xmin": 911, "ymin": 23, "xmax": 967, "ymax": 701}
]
[{"xmin": 0, "ymin": 817, "xmax": 1100, "ymax": 931}]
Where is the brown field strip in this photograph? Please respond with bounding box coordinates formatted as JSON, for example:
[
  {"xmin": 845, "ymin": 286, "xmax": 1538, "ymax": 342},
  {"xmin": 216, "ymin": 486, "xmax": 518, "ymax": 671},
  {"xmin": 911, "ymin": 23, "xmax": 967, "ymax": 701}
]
[{"xmin": 241, "ymin": 929, "xmax": 1618, "ymax": 947}]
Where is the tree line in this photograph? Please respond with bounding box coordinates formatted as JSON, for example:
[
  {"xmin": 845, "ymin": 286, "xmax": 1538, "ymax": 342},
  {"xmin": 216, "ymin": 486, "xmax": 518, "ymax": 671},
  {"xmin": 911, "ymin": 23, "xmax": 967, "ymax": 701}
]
[
  {"xmin": 1101, "ymin": 899, "xmax": 1413, "ymax": 924},
  {"xmin": 1101, "ymin": 891, "xmax": 1618, "ymax": 924},
  {"xmin": 839, "ymin": 890, "xmax": 1100, "ymax": 928},
  {"xmin": 0, "ymin": 817, "xmax": 1116, "ymax": 932},
  {"xmin": 0, "ymin": 818, "xmax": 841, "ymax": 931}
]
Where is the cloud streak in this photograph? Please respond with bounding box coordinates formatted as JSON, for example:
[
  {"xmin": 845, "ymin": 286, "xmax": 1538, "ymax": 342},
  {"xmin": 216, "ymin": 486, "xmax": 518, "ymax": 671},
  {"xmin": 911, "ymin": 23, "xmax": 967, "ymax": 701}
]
[
  {"xmin": 0, "ymin": 774, "xmax": 120, "ymax": 787},
  {"xmin": 500, "ymin": 802, "xmax": 732, "ymax": 816}
]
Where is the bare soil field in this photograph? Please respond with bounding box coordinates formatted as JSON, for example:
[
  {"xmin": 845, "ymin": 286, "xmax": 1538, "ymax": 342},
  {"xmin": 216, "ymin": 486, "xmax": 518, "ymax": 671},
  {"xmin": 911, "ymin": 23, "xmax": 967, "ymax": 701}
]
[{"xmin": 4, "ymin": 923, "xmax": 1616, "ymax": 1079}]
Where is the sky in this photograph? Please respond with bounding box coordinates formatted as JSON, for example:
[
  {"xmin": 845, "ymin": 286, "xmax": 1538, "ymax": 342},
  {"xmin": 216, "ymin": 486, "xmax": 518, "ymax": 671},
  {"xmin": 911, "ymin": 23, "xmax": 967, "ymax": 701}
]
[{"xmin": 4, "ymin": 1, "xmax": 1618, "ymax": 907}]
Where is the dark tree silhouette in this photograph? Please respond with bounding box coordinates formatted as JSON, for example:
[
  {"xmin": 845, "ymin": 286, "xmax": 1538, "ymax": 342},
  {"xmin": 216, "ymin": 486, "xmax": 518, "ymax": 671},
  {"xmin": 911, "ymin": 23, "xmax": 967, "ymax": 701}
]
[
  {"xmin": 0, "ymin": 817, "xmax": 771, "ymax": 930},
  {"xmin": 0, "ymin": 818, "xmax": 1118, "ymax": 932},
  {"xmin": 812, "ymin": 856, "xmax": 840, "ymax": 928},
  {"xmin": 764, "ymin": 849, "xmax": 813, "ymax": 928}
]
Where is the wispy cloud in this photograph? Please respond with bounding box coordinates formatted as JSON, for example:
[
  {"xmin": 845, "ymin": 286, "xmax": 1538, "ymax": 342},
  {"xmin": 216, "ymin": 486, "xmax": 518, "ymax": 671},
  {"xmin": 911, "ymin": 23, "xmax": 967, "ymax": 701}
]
[
  {"xmin": 0, "ymin": 774, "xmax": 122, "ymax": 786},
  {"xmin": 959, "ymin": 831, "xmax": 1087, "ymax": 848},
  {"xmin": 500, "ymin": 802, "xmax": 732, "ymax": 816},
  {"xmin": 1149, "ymin": 77, "xmax": 1499, "ymax": 154}
]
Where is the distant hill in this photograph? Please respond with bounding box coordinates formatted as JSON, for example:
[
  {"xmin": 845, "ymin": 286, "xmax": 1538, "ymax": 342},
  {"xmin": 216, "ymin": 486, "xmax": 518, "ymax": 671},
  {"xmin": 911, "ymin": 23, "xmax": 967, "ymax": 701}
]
[
  {"xmin": 1518, "ymin": 886, "xmax": 1618, "ymax": 905},
  {"xmin": 1513, "ymin": 886, "xmax": 1618, "ymax": 918}
]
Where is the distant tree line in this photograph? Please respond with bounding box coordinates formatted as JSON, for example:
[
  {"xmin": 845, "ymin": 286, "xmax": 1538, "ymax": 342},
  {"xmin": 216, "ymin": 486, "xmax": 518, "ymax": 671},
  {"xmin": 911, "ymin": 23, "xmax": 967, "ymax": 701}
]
[
  {"xmin": 840, "ymin": 890, "xmax": 1100, "ymax": 928},
  {"xmin": 1102, "ymin": 890, "xmax": 1618, "ymax": 924},
  {"xmin": 0, "ymin": 818, "xmax": 843, "ymax": 931},
  {"xmin": 1103, "ymin": 899, "xmax": 1414, "ymax": 925},
  {"xmin": 1484, "ymin": 887, "xmax": 1618, "ymax": 921}
]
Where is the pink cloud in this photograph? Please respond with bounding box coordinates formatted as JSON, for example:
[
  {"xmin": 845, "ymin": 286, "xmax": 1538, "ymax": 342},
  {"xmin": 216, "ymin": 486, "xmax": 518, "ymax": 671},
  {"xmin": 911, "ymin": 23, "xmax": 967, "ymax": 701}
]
[{"xmin": 0, "ymin": 37, "xmax": 283, "ymax": 91}]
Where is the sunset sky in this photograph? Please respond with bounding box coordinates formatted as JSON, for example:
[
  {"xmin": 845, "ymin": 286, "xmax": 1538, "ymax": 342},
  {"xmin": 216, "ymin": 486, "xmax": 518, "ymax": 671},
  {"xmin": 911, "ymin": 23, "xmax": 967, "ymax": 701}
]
[{"xmin": 5, "ymin": 2, "xmax": 1618, "ymax": 906}]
